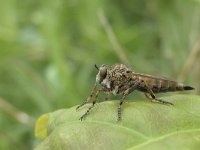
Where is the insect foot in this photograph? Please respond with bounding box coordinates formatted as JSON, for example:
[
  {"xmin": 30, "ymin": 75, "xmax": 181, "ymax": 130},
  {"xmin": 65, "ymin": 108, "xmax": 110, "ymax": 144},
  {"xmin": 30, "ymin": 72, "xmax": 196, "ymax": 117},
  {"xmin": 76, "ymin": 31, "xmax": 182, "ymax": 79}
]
[{"xmin": 152, "ymin": 98, "xmax": 174, "ymax": 106}]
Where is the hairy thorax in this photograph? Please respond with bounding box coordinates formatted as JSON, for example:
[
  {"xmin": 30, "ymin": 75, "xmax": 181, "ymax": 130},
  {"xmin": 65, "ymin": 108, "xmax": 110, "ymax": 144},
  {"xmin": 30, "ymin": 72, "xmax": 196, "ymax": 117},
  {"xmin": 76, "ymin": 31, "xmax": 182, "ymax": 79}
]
[{"xmin": 99, "ymin": 64, "xmax": 134, "ymax": 95}]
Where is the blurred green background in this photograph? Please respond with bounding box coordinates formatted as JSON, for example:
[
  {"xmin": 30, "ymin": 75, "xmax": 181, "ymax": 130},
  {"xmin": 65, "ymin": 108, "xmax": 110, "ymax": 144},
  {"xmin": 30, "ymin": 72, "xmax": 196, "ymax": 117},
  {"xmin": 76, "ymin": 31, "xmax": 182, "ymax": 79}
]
[{"xmin": 0, "ymin": 0, "xmax": 200, "ymax": 149}]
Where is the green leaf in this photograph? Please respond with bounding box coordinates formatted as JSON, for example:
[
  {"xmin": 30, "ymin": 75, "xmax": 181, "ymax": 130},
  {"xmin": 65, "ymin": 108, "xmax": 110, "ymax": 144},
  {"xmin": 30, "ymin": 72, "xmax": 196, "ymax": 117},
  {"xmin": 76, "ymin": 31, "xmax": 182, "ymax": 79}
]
[{"xmin": 34, "ymin": 95, "xmax": 200, "ymax": 150}]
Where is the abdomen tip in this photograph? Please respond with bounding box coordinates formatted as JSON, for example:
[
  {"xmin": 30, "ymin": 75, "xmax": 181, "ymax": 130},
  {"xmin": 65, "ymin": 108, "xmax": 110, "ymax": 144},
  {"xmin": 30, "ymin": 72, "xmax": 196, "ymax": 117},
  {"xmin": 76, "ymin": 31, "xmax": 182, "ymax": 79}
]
[{"xmin": 184, "ymin": 86, "xmax": 194, "ymax": 90}]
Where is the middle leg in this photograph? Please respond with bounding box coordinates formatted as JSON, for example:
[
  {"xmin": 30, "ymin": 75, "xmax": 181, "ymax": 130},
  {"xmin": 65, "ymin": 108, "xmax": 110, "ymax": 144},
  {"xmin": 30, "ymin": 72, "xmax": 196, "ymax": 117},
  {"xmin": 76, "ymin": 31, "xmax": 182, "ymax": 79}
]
[{"xmin": 117, "ymin": 89, "xmax": 130, "ymax": 121}]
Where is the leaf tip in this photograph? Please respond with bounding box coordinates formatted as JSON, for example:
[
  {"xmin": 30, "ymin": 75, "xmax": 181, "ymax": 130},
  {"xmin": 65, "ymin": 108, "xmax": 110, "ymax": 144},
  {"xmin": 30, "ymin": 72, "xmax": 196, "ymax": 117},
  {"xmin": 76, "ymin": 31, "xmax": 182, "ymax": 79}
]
[{"xmin": 35, "ymin": 114, "xmax": 49, "ymax": 140}]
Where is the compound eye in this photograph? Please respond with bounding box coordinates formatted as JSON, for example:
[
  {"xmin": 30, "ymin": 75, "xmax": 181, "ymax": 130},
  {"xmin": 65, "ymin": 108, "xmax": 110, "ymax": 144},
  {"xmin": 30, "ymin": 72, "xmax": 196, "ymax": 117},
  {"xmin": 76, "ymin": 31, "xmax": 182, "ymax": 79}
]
[
  {"xmin": 100, "ymin": 68, "xmax": 107, "ymax": 79},
  {"xmin": 99, "ymin": 66, "xmax": 107, "ymax": 82}
]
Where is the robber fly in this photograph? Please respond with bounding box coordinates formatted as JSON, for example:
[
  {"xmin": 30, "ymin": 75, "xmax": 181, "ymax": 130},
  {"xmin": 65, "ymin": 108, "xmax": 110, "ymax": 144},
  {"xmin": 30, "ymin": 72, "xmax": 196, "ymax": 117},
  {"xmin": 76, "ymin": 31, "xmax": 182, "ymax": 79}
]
[{"xmin": 76, "ymin": 64, "xmax": 194, "ymax": 121}]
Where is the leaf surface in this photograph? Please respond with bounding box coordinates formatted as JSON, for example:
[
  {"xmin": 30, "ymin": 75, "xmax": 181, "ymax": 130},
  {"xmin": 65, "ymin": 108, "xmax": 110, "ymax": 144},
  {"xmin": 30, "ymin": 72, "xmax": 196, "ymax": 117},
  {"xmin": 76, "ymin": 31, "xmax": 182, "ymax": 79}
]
[{"xmin": 35, "ymin": 95, "xmax": 200, "ymax": 150}]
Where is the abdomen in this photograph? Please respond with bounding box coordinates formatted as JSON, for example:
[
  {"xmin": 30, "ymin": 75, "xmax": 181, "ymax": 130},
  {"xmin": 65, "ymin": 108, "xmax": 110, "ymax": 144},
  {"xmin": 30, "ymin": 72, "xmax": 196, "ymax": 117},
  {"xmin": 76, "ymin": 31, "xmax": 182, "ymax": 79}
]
[{"xmin": 135, "ymin": 74, "xmax": 194, "ymax": 93}]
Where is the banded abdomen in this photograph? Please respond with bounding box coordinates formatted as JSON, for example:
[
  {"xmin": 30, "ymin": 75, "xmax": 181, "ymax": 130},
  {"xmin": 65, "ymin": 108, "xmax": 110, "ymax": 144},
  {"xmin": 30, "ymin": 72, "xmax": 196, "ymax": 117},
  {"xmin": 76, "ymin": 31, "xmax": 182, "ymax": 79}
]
[{"xmin": 133, "ymin": 73, "xmax": 194, "ymax": 93}]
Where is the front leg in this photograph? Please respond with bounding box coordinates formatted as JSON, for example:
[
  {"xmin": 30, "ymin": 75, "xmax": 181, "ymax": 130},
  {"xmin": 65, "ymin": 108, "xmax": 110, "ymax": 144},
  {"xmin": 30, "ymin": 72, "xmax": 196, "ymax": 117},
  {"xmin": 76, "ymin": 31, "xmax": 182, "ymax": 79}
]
[
  {"xmin": 79, "ymin": 88, "xmax": 109, "ymax": 120},
  {"xmin": 76, "ymin": 83, "xmax": 97, "ymax": 110}
]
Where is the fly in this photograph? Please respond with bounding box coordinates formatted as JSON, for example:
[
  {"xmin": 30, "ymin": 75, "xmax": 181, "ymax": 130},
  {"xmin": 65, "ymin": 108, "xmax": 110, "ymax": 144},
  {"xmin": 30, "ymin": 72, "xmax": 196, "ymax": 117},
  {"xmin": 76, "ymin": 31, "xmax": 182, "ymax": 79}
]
[{"xmin": 76, "ymin": 64, "xmax": 194, "ymax": 121}]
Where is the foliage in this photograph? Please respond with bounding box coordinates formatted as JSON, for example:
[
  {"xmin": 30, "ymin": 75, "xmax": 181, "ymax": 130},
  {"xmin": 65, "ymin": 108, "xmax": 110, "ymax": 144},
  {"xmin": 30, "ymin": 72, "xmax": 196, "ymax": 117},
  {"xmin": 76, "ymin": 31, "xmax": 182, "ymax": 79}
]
[
  {"xmin": 34, "ymin": 95, "xmax": 200, "ymax": 150},
  {"xmin": 0, "ymin": 0, "xmax": 200, "ymax": 149}
]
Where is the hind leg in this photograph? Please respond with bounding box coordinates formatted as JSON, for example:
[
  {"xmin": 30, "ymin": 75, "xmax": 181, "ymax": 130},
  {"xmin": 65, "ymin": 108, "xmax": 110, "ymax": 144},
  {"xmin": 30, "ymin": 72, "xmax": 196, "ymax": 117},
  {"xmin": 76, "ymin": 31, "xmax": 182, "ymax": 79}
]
[
  {"xmin": 144, "ymin": 91, "xmax": 173, "ymax": 106},
  {"xmin": 143, "ymin": 80, "xmax": 173, "ymax": 106}
]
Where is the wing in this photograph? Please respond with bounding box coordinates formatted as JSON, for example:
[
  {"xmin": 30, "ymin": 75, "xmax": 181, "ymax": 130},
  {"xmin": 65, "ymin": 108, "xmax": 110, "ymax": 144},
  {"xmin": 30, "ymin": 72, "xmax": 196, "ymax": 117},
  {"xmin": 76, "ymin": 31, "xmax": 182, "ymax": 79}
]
[
  {"xmin": 132, "ymin": 72, "xmax": 179, "ymax": 93},
  {"xmin": 133, "ymin": 72, "xmax": 176, "ymax": 82}
]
